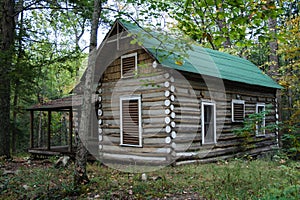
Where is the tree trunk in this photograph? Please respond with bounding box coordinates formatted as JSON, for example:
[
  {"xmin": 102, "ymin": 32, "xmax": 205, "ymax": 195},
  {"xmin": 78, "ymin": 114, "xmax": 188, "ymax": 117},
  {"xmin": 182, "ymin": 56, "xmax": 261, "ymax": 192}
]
[
  {"xmin": 215, "ymin": 0, "xmax": 231, "ymax": 49},
  {"xmin": 74, "ymin": 130, "xmax": 89, "ymax": 185},
  {"xmin": 0, "ymin": 0, "xmax": 15, "ymax": 158},
  {"xmin": 12, "ymin": 6, "xmax": 24, "ymax": 154},
  {"xmin": 267, "ymin": 1, "xmax": 279, "ymax": 77},
  {"xmin": 74, "ymin": 0, "xmax": 102, "ymax": 186},
  {"xmin": 38, "ymin": 111, "xmax": 43, "ymax": 147},
  {"xmin": 267, "ymin": 0, "xmax": 281, "ymax": 146},
  {"xmin": 61, "ymin": 114, "xmax": 68, "ymax": 145},
  {"xmin": 12, "ymin": 80, "xmax": 19, "ymax": 154}
]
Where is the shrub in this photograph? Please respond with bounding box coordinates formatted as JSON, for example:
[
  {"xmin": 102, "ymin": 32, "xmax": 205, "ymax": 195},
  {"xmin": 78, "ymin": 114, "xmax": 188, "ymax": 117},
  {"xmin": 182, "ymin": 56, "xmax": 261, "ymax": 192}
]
[
  {"xmin": 234, "ymin": 105, "xmax": 278, "ymax": 151},
  {"xmin": 281, "ymin": 106, "xmax": 300, "ymax": 160}
]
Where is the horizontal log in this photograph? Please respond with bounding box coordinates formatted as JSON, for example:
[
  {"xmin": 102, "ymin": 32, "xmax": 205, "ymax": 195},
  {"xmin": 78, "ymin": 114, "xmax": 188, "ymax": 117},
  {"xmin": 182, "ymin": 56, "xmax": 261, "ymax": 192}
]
[
  {"xmin": 143, "ymin": 137, "xmax": 167, "ymax": 144},
  {"xmin": 174, "ymin": 120, "xmax": 200, "ymax": 125},
  {"xmin": 100, "ymin": 114, "xmax": 166, "ymax": 122},
  {"xmin": 176, "ymin": 124, "xmax": 200, "ymax": 129},
  {"xmin": 175, "ymin": 154, "xmax": 238, "ymax": 166},
  {"xmin": 178, "ymin": 146, "xmax": 239, "ymax": 161},
  {"xmin": 173, "ymin": 80, "xmax": 275, "ymax": 100},
  {"xmin": 172, "ymin": 102, "xmax": 200, "ymax": 109},
  {"xmin": 143, "ymin": 127, "xmax": 165, "ymax": 134},
  {"xmin": 101, "ymin": 152, "xmax": 167, "ymax": 162},
  {"xmin": 143, "ymin": 109, "xmax": 165, "ymax": 116},
  {"xmin": 100, "ymin": 107, "xmax": 166, "ymax": 116},
  {"xmin": 100, "ymin": 144, "xmax": 171, "ymax": 155},
  {"xmin": 174, "ymin": 112, "xmax": 201, "ymax": 117},
  {"xmin": 143, "ymin": 91, "xmax": 165, "ymax": 99},
  {"xmin": 100, "ymin": 156, "xmax": 172, "ymax": 167},
  {"xmin": 218, "ymin": 133, "xmax": 238, "ymax": 140},
  {"xmin": 143, "ymin": 96, "xmax": 166, "ymax": 102},
  {"xmin": 100, "ymin": 140, "xmax": 167, "ymax": 149},
  {"xmin": 102, "ymin": 75, "xmax": 166, "ymax": 87},
  {"xmin": 101, "ymin": 129, "xmax": 167, "ymax": 137},
  {"xmin": 175, "ymin": 96, "xmax": 199, "ymax": 104},
  {"xmin": 143, "ymin": 117, "xmax": 166, "ymax": 124},
  {"xmin": 214, "ymin": 139, "xmax": 243, "ymax": 148},
  {"xmin": 175, "ymin": 142, "xmax": 201, "ymax": 152},
  {"xmin": 174, "ymin": 134, "xmax": 199, "ymax": 143}
]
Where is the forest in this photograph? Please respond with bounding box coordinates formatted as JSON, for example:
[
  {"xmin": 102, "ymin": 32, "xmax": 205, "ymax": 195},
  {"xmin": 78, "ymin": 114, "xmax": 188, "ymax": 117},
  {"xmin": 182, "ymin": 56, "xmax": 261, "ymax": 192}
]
[{"xmin": 0, "ymin": 0, "xmax": 299, "ymax": 198}]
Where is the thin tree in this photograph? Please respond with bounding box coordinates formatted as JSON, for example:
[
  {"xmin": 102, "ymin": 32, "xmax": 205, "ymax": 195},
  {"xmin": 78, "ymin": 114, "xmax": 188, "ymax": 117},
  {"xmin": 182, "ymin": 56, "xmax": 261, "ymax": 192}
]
[
  {"xmin": 74, "ymin": 0, "xmax": 102, "ymax": 186},
  {"xmin": 0, "ymin": 0, "xmax": 15, "ymax": 159}
]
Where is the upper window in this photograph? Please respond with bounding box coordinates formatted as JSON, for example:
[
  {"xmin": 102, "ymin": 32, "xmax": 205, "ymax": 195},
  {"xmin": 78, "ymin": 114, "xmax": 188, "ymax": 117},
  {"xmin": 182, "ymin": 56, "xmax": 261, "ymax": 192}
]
[
  {"xmin": 121, "ymin": 52, "xmax": 137, "ymax": 78},
  {"xmin": 201, "ymin": 101, "xmax": 216, "ymax": 144},
  {"xmin": 232, "ymin": 99, "xmax": 245, "ymax": 122},
  {"xmin": 256, "ymin": 103, "xmax": 266, "ymax": 136},
  {"xmin": 120, "ymin": 96, "xmax": 142, "ymax": 147}
]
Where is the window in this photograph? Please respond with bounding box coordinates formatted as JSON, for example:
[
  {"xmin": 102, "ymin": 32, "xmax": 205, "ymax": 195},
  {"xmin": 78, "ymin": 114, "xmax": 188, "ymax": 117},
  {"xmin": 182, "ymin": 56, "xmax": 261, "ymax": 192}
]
[
  {"xmin": 232, "ymin": 99, "xmax": 245, "ymax": 122},
  {"xmin": 121, "ymin": 52, "xmax": 137, "ymax": 78},
  {"xmin": 120, "ymin": 96, "xmax": 142, "ymax": 147},
  {"xmin": 201, "ymin": 101, "xmax": 216, "ymax": 144},
  {"xmin": 256, "ymin": 103, "xmax": 265, "ymax": 136}
]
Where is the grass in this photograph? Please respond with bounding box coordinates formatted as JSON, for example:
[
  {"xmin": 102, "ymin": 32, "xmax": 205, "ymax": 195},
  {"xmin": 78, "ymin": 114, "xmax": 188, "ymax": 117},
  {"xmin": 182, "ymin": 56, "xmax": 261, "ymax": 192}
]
[{"xmin": 0, "ymin": 156, "xmax": 299, "ymax": 199}]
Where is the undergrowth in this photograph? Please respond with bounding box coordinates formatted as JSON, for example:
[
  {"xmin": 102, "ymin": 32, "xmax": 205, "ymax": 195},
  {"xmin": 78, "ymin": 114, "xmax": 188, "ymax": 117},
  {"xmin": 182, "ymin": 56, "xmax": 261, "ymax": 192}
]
[{"xmin": 0, "ymin": 156, "xmax": 299, "ymax": 199}]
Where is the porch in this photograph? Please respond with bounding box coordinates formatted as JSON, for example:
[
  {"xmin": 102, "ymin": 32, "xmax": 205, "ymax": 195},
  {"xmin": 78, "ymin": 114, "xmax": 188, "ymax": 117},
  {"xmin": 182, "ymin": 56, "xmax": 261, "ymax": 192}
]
[{"xmin": 26, "ymin": 95, "xmax": 81, "ymax": 158}]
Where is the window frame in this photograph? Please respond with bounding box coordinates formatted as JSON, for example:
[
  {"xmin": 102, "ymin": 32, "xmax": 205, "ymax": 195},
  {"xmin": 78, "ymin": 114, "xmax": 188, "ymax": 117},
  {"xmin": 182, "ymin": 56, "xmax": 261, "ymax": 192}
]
[
  {"xmin": 201, "ymin": 100, "xmax": 217, "ymax": 145},
  {"xmin": 231, "ymin": 99, "xmax": 245, "ymax": 122},
  {"xmin": 120, "ymin": 96, "xmax": 142, "ymax": 147},
  {"xmin": 120, "ymin": 52, "xmax": 138, "ymax": 78},
  {"xmin": 256, "ymin": 103, "xmax": 266, "ymax": 136}
]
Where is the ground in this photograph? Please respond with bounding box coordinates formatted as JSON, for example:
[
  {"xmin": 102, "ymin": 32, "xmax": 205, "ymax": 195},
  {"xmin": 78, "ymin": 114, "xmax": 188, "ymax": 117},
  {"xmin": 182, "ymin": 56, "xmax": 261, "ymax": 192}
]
[
  {"xmin": 0, "ymin": 155, "xmax": 299, "ymax": 199},
  {"xmin": 1, "ymin": 157, "xmax": 53, "ymax": 172},
  {"xmin": 0, "ymin": 157, "xmax": 203, "ymax": 199}
]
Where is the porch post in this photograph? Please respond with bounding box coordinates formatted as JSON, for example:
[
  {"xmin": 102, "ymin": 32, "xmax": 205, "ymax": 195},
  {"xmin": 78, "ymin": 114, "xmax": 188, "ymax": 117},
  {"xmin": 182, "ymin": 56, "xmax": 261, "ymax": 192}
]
[
  {"xmin": 47, "ymin": 110, "xmax": 51, "ymax": 150},
  {"xmin": 68, "ymin": 109, "xmax": 73, "ymax": 152},
  {"xmin": 30, "ymin": 110, "xmax": 34, "ymax": 148}
]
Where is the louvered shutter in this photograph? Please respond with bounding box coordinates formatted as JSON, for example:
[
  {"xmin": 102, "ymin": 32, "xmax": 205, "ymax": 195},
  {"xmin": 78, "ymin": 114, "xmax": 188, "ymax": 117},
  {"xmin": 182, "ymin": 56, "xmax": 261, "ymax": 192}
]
[
  {"xmin": 232, "ymin": 100, "xmax": 245, "ymax": 122},
  {"xmin": 121, "ymin": 53, "xmax": 136, "ymax": 78},
  {"xmin": 121, "ymin": 98, "xmax": 140, "ymax": 146}
]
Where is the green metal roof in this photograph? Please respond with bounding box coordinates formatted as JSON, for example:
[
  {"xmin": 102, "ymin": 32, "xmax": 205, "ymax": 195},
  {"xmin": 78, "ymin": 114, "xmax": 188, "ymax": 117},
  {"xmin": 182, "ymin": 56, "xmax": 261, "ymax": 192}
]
[{"xmin": 119, "ymin": 20, "xmax": 282, "ymax": 89}]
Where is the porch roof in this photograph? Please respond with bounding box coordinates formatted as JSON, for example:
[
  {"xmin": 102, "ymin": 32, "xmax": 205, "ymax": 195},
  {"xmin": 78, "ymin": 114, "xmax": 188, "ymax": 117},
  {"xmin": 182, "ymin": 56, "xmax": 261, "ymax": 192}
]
[{"xmin": 26, "ymin": 95, "xmax": 83, "ymax": 111}]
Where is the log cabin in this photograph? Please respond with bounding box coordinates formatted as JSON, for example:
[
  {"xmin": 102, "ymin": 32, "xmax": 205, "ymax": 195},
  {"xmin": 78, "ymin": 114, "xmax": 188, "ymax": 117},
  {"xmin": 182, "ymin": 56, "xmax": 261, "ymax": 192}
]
[
  {"xmin": 27, "ymin": 19, "xmax": 282, "ymax": 167},
  {"xmin": 92, "ymin": 19, "xmax": 282, "ymax": 168}
]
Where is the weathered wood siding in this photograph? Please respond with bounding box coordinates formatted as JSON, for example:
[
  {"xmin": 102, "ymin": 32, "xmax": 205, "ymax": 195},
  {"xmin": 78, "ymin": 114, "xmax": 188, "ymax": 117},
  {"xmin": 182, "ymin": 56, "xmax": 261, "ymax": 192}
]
[
  {"xmin": 171, "ymin": 72, "xmax": 278, "ymax": 165},
  {"xmin": 97, "ymin": 48, "xmax": 175, "ymax": 166}
]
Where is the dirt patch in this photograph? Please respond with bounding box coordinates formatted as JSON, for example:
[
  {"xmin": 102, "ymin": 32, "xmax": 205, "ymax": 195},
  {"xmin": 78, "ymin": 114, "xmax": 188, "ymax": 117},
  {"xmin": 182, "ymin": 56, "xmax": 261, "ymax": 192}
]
[{"xmin": 0, "ymin": 157, "xmax": 53, "ymax": 173}]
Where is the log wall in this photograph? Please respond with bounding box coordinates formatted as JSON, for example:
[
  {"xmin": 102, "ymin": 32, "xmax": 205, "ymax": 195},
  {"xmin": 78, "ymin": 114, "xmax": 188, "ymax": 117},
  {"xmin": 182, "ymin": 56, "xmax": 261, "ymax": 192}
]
[
  {"xmin": 96, "ymin": 47, "xmax": 279, "ymax": 166},
  {"xmin": 97, "ymin": 48, "xmax": 175, "ymax": 166},
  {"xmin": 171, "ymin": 71, "xmax": 278, "ymax": 165}
]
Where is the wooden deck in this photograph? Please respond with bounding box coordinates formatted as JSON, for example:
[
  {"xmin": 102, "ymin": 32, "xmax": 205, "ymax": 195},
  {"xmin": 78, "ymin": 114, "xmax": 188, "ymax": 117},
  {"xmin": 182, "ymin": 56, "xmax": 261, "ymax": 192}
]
[
  {"xmin": 28, "ymin": 146, "xmax": 75, "ymax": 158},
  {"xmin": 28, "ymin": 146, "xmax": 96, "ymax": 161}
]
